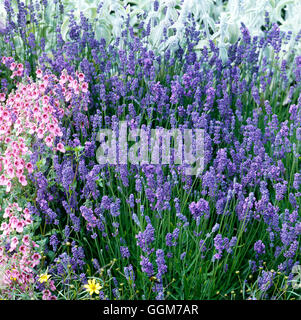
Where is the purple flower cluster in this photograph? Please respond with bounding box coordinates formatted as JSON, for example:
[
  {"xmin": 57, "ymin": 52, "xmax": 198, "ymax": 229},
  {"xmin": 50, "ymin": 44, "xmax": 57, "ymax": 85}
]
[
  {"xmin": 136, "ymin": 223, "xmax": 155, "ymax": 254},
  {"xmin": 254, "ymin": 240, "xmax": 266, "ymax": 255},
  {"xmin": 213, "ymin": 234, "xmax": 237, "ymax": 261},
  {"xmin": 2, "ymin": 0, "xmax": 301, "ymax": 300},
  {"xmin": 189, "ymin": 199, "xmax": 210, "ymax": 220}
]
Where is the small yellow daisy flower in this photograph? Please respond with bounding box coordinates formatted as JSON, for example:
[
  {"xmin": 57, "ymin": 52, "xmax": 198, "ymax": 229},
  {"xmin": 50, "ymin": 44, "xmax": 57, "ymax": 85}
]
[
  {"xmin": 84, "ymin": 279, "xmax": 102, "ymax": 296},
  {"xmin": 39, "ymin": 273, "xmax": 51, "ymax": 283}
]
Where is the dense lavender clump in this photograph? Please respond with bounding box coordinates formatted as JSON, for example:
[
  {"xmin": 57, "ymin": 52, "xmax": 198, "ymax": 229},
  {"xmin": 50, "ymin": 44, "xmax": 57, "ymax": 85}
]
[{"xmin": 0, "ymin": 0, "xmax": 300, "ymax": 301}]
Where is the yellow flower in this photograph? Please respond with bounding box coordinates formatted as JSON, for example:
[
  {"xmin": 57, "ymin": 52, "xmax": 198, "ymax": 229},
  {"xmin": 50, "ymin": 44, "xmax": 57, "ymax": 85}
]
[
  {"xmin": 39, "ymin": 273, "xmax": 51, "ymax": 283},
  {"xmin": 84, "ymin": 279, "xmax": 102, "ymax": 296}
]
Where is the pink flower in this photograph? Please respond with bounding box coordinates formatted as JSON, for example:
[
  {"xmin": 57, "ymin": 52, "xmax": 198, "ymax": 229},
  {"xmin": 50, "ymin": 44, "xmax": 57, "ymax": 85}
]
[
  {"xmin": 0, "ymin": 222, "xmax": 8, "ymax": 231},
  {"xmin": 42, "ymin": 95, "xmax": 49, "ymax": 105},
  {"xmin": 6, "ymin": 181, "xmax": 12, "ymax": 193},
  {"xmin": 19, "ymin": 244, "xmax": 27, "ymax": 254},
  {"xmin": 31, "ymin": 253, "xmax": 41, "ymax": 267},
  {"xmin": 14, "ymin": 159, "xmax": 24, "ymax": 170},
  {"xmin": 42, "ymin": 289, "xmax": 52, "ymax": 300},
  {"xmin": 68, "ymin": 79, "xmax": 78, "ymax": 89},
  {"xmin": 22, "ymin": 235, "xmax": 30, "ymax": 246},
  {"xmin": 26, "ymin": 162, "xmax": 33, "ymax": 174},
  {"xmin": 16, "ymin": 221, "xmax": 24, "ymax": 233},
  {"xmin": 24, "ymin": 218, "xmax": 32, "ymax": 226},
  {"xmin": 36, "ymin": 69, "xmax": 43, "ymax": 78},
  {"xmin": 37, "ymin": 128, "xmax": 44, "ymax": 139},
  {"xmin": 81, "ymin": 82, "xmax": 88, "ymax": 93},
  {"xmin": 41, "ymin": 113, "xmax": 49, "ymax": 123},
  {"xmin": 10, "ymin": 216, "xmax": 18, "ymax": 229},
  {"xmin": 9, "ymin": 237, "xmax": 19, "ymax": 252},
  {"xmin": 7, "ymin": 167, "xmax": 15, "ymax": 178},
  {"xmin": 49, "ymin": 280, "xmax": 56, "ymax": 291},
  {"xmin": 39, "ymin": 83, "xmax": 46, "ymax": 92},
  {"xmin": 54, "ymin": 127, "xmax": 63, "ymax": 137},
  {"xmin": 45, "ymin": 135, "xmax": 54, "ymax": 148},
  {"xmin": 47, "ymin": 123, "xmax": 55, "ymax": 133},
  {"xmin": 33, "ymin": 106, "xmax": 40, "ymax": 115},
  {"xmin": 56, "ymin": 143, "xmax": 65, "ymax": 153},
  {"xmin": 18, "ymin": 175, "xmax": 28, "ymax": 186},
  {"xmin": 65, "ymin": 91, "xmax": 72, "ymax": 101},
  {"xmin": 0, "ymin": 174, "xmax": 7, "ymax": 186},
  {"xmin": 16, "ymin": 168, "xmax": 24, "ymax": 178},
  {"xmin": 16, "ymin": 69, "xmax": 23, "ymax": 77},
  {"xmin": 78, "ymin": 73, "xmax": 85, "ymax": 82},
  {"xmin": 10, "ymin": 62, "xmax": 16, "ymax": 71},
  {"xmin": 3, "ymin": 208, "xmax": 11, "ymax": 218}
]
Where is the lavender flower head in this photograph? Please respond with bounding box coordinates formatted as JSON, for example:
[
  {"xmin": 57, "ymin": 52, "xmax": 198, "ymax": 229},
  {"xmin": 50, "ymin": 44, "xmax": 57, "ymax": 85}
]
[{"xmin": 189, "ymin": 199, "xmax": 210, "ymax": 220}]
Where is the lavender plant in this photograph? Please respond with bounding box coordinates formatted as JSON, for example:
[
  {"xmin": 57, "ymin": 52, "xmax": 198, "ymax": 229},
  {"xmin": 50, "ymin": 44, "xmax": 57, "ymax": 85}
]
[{"xmin": 0, "ymin": 0, "xmax": 300, "ymax": 300}]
